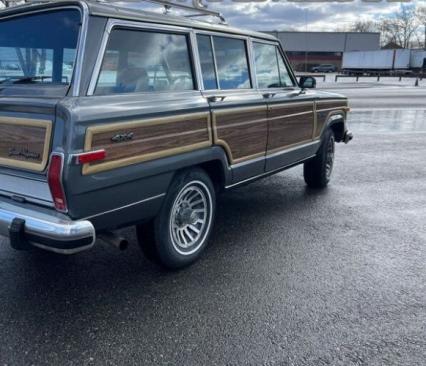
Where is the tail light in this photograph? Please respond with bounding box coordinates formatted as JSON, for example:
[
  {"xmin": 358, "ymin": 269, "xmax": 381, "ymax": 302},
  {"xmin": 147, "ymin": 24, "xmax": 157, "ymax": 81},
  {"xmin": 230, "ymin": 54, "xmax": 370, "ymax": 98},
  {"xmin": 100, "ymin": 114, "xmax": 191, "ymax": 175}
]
[{"xmin": 48, "ymin": 153, "xmax": 67, "ymax": 213}]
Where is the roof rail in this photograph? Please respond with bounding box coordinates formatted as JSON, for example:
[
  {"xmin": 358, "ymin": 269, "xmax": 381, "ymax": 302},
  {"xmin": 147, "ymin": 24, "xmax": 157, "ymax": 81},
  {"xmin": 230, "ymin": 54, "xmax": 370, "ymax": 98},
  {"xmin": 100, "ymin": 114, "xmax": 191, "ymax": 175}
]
[{"xmin": 97, "ymin": 0, "xmax": 227, "ymax": 24}]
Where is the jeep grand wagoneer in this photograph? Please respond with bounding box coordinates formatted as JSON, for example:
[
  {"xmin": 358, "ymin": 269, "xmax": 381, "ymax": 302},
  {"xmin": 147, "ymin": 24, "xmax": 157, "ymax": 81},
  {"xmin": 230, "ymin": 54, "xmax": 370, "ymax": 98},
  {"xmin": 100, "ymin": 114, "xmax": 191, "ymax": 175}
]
[{"xmin": 0, "ymin": 0, "xmax": 352, "ymax": 268}]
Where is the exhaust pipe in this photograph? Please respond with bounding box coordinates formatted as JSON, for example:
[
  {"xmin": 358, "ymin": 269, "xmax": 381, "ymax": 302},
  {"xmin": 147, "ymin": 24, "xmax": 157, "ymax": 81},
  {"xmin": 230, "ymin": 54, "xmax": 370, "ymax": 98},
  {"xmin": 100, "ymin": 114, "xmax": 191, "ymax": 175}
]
[{"xmin": 99, "ymin": 231, "xmax": 129, "ymax": 251}]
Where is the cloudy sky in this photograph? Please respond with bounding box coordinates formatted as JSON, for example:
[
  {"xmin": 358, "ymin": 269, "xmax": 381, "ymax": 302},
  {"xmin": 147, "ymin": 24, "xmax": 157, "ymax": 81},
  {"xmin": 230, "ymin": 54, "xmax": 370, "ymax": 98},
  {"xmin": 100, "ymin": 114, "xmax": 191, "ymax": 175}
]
[
  {"xmin": 204, "ymin": 0, "xmax": 423, "ymax": 32},
  {"xmin": 115, "ymin": 0, "xmax": 424, "ymax": 32}
]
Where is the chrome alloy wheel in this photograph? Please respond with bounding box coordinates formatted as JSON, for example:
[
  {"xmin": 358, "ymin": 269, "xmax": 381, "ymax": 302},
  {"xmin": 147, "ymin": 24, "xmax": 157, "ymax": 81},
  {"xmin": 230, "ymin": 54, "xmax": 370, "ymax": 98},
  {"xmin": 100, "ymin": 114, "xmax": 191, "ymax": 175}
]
[
  {"xmin": 169, "ymin": 181, "xmax": 213, "ymax": 255},
  {"xmin": 325, "ymin": 135, "xmax": 335, "ymax": 179}
]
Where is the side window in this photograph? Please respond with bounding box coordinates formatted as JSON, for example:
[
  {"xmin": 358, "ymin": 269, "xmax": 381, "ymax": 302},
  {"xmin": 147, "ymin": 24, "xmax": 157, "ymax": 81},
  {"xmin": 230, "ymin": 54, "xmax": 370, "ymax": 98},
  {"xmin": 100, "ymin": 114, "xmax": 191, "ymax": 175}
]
[
  {"xmin": 95, "ymin": 29, "xmax": 194, "ymax": 95},
  {"xmin": 212, "ymin": 36, "xmax": 251, "ymax": 89},
  {"xmin": 276, "ymin": 49, "xmax": 295, "ymax": 87},
  {"xmin": 253, "ymin": 43, "xmax": 281, "ymax": 88},
  {"xmin": 197, "ymin": 34, "xmax": 218, "ymax": 90}
]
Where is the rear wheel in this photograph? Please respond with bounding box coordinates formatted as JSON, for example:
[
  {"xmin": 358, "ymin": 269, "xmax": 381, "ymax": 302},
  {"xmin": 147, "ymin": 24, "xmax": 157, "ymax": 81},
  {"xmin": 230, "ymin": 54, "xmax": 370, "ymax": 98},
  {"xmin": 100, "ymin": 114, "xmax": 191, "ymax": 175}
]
[
  {"xmin": 137, "ymin": 168, "xmax": 216, "ymax": 269},
  {"xmin": 304, "ymin": 128, "xmax": 335, "ymax": 188}
]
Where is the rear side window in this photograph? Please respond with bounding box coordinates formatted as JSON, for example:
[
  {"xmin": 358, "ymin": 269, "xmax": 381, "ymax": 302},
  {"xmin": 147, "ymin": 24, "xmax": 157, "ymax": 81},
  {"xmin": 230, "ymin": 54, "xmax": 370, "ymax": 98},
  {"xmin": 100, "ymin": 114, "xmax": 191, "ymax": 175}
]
[
  {"xmin": 95, "ymin": 29, "xmax": 194, "ymax": 95},
  {"xmin": 212, "ymin": 36, "xmax": 251, "ymax": 90},
  {"xmin": 253, "ymin": 42, "xmax": 294, "ymax": 88}
]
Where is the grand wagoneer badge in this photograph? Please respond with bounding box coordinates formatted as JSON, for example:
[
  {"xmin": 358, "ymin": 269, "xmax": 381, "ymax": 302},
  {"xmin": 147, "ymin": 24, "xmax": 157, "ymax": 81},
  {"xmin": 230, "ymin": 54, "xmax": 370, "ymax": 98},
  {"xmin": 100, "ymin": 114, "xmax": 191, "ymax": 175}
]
[{"xmin": 8, "ymin": 147, "xmax": 41, "ymax": 160}]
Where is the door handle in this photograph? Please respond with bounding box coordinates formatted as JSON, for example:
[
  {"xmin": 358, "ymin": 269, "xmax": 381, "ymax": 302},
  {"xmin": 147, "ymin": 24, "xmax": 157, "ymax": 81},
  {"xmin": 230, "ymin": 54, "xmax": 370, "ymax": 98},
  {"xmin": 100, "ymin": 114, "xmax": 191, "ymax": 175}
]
[
  {"xmin": 207, "ymin": 95, "xmax": 226, "ymax": 103},
  {"xmin": 262, "ymin": 92, "xmax": 276, "ymax": 99},
  {"xmin": 288, "ymin": 90, "xmax": 305, "ymax": 97}
]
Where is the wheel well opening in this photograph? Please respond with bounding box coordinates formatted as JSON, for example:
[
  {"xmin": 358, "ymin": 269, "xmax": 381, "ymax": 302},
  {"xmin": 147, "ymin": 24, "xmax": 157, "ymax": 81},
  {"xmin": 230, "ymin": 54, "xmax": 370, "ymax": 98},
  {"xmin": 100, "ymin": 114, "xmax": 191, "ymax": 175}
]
[
  {"xmin": 330, "ymin": 121, "xmax": 345, "ymax": 142},
  {"xmin": 199, "ymin": 160, "xmax": 225, "ymax": 192}
]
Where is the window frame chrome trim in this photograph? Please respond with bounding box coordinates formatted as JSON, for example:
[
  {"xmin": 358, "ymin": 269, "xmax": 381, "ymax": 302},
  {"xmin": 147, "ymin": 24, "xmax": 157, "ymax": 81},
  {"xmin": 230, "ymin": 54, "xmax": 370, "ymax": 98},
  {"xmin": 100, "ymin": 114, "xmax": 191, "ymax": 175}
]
[{"xmin": 87, "ymin": 19, "xmax": 197, "ymax": 96}]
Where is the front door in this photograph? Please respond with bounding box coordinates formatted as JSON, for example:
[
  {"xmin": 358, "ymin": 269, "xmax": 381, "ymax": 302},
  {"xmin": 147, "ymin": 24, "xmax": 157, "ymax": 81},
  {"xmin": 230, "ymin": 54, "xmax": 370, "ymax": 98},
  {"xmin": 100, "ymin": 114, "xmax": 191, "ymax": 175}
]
[{"xmin": 252, "ymin": 41, "xmax": 317, "ymax": 172}]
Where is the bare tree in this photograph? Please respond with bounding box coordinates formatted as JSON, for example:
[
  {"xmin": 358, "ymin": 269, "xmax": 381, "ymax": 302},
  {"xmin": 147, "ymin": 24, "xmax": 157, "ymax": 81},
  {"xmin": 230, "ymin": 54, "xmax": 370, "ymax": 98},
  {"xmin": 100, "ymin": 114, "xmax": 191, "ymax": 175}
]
[
  {"xmin": 351, "ymin": 20, "xmax": 377, "ymax": 33},
  {"xmin": 379, "ymin": 5, "xmax": 419, "ymax": 48},
  {"xmin": 417, "ymin": 6, "xmax": 426, "ymax": 49}
]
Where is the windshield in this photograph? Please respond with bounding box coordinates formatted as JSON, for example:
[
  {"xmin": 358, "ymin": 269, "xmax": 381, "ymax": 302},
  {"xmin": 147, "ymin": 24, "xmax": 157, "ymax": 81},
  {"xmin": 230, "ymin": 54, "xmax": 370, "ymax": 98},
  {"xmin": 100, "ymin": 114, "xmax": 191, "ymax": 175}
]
[{"xmin": 0, "ymin": 9, "xmax": 81, "ymax": 86}]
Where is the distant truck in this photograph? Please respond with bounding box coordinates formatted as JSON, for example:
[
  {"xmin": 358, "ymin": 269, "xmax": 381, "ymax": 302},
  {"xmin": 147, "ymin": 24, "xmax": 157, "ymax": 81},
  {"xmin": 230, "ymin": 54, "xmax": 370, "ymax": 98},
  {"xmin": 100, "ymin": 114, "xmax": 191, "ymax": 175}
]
[{"xmin": 341, "ymin": 49, "xmax": 425, "ymax": 75}]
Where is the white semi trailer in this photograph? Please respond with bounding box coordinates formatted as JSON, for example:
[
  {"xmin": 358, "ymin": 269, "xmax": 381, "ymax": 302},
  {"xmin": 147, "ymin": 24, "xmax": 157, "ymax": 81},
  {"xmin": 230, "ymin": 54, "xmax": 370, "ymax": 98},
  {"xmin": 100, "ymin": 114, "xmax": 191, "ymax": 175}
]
[{"xmin": 342, "ymin": 49, "xmax": 424, "ymax": 74}]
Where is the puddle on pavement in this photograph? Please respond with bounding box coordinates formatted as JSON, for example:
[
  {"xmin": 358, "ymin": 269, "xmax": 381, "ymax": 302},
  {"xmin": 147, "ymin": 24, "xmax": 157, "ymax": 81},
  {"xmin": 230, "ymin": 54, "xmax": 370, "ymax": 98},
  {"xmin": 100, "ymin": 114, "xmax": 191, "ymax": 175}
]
[{"xmin": 348, "ymin": 110, "xmax": 426, "ymax": 133}]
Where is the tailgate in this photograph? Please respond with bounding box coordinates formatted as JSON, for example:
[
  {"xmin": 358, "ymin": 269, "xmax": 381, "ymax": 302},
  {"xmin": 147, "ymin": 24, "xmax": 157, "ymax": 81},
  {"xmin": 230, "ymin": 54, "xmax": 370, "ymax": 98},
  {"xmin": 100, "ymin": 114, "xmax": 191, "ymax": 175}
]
[
  {"xmin": 0, "ymin": 116, "xmax": 52, "ymax": 172},
  {"xmin": 0, "ymin": 98, "xmax": 59, "ymax": 207}
]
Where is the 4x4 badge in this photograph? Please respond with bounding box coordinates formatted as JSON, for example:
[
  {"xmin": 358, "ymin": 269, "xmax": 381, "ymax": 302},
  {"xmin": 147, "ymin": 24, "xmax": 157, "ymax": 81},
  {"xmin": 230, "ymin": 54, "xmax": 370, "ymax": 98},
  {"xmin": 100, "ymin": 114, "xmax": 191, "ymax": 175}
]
[
  {"xmin": 8, "ymin": 147, "xmax": 40, "ymax": 160},
  {"xmin": 111, "ymin": 132, "xmax": 134, "ymax": 143}
]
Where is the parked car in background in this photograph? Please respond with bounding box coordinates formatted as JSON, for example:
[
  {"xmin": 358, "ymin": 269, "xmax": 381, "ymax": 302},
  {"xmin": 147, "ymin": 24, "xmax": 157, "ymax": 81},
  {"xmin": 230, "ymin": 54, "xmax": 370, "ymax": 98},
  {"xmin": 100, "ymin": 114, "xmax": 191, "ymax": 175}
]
[
  {"xmin": 311, "ymin": 64, "xmax": 337, "ymax": 73},
  {"xmin": 0, "ymin": 0, "xmax": 352, "ymax": 269}
]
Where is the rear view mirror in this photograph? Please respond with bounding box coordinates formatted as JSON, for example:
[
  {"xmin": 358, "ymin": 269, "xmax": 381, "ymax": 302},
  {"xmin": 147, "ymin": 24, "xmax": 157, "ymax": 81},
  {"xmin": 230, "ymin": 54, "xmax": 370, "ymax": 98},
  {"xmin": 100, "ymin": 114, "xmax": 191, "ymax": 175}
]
[{"xmin": 299, "ymin": 76, "xmax": 316, "ymax": 89}]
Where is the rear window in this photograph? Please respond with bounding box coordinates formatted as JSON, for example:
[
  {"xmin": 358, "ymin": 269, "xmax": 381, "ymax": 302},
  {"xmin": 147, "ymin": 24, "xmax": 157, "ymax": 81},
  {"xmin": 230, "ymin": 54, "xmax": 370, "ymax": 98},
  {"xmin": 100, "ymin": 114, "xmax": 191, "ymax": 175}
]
[
  {"xmin": 0, "ymin": 9, "xmax": 81, "ymax": 86},
  {"xmin": 95, "ymin": 29, "xmax": 195, "ymax": 95}
]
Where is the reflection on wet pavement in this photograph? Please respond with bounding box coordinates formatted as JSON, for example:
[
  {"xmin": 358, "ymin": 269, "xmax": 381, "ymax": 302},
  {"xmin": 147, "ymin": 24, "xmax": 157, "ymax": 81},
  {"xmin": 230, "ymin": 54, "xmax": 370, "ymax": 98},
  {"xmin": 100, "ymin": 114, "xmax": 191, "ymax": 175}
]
[{"xmin": 348, "ymin": 110, "xmax": 426, "ymax": 133}]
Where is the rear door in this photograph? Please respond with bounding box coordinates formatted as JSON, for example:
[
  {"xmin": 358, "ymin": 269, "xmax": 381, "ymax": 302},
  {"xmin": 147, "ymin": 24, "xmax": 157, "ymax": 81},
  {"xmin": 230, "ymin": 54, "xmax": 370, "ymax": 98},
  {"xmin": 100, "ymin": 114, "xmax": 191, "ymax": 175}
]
[
  {"xmin": 196, "ymin": 33, "xmax": 268, "ymax": 183},
  {"xmin": 252, "ymin": 41, "xmax": 317, "ymax": 172}
]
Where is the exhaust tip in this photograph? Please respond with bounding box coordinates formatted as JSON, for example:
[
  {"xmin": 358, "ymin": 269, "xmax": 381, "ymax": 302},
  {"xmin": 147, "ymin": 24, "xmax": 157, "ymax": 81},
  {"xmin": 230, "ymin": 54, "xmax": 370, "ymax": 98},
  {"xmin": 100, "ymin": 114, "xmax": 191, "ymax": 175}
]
[{"xmin": 99, "ymin": 232, "xmax": 129, "ymax": 251}]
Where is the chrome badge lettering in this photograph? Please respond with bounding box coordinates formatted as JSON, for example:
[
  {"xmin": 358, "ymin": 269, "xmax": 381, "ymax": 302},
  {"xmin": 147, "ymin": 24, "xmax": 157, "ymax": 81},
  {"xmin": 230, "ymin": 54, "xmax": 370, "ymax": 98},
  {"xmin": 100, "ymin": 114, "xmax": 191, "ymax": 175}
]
[
  {"xmin": 111, "ymin": 132, "xmax": 134, "ymax": 143},
  {"xmin": 8, "ymin": 147, "xmax": 41, "ymax": 160}
]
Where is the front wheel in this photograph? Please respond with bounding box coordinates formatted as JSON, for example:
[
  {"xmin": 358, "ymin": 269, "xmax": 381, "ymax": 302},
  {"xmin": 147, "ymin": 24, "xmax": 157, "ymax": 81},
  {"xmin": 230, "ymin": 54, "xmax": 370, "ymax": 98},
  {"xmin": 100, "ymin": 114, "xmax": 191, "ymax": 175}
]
[
  {"xmin": 137, "ymin": 168, "xmax": 216, "ymax": 269},
  {"xmin": 304, "ymin": 129, "xmax": 335, "ymax": 188}
]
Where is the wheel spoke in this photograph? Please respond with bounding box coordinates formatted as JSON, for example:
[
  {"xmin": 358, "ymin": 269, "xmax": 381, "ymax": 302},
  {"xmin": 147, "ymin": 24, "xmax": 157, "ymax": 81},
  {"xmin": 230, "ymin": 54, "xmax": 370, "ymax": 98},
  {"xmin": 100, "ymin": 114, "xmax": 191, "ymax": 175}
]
[
  {"xmin": 184, "ymin": 227, "xmax": 195, "ymax": 241},
  {"xmin": 188, "ymin": 224, "xmax": 200, "ymax": 234}
]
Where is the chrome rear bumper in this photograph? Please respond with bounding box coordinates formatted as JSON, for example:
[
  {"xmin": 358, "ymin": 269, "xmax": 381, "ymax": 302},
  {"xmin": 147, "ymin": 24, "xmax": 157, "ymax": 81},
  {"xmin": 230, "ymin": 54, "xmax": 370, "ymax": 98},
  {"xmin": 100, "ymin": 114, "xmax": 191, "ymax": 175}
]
[{"xmin": 0, "ymin": 199, "xmax": 95, "ymax": 254}]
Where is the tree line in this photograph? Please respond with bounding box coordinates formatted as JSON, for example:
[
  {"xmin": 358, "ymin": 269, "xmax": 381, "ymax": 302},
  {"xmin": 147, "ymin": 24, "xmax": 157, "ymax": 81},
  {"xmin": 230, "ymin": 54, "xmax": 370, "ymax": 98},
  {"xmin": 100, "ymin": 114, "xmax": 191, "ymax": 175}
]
[{"xmin": 351, "ymin": 5, "xmax": 426, "ymax": 49}]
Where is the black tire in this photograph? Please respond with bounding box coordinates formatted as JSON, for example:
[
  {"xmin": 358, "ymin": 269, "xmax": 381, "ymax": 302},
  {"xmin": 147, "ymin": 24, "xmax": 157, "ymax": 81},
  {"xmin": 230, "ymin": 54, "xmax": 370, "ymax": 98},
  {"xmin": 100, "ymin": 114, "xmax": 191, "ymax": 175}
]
[
  {"xmin": 304, "ymin": 128, "xmax": 335, "ymax": 188},
  {"xmin": 137, "ymin": 168, "xmax": 216, "ymax": 269}
]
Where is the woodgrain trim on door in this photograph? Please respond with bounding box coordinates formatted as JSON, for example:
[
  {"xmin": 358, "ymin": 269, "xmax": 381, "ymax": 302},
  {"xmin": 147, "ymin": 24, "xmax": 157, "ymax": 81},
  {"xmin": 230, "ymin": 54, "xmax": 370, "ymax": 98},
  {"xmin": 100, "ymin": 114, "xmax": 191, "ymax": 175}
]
[
  {"xmin": 83, "ymin": 112, "xmax": 211, "ymax": 175},
  {"xmin": 266, "ymin": 101, "xmax": 315, "ymax": 155},
  {"xmin": 315, "ymin": 99, "xmax": 349, "ymax": 138},
  {"xmin": 212, "ymin": 105, "xmax": 268, "ymax": 164},
  {"xmin": 0, "ymin": 116, "xmax": 52, "ymax": 172}
]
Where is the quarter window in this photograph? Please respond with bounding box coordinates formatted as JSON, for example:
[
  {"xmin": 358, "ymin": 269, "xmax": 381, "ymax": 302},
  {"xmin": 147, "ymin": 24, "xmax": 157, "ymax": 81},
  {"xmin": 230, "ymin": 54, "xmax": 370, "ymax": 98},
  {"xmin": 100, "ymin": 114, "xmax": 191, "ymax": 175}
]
[
  {"xmin": 95, "ymin": 29, "xmax": 194, "ymax": 95},
  {"xmin": 212, "ymin": 36, "xmax": 251, "ymax": 90}
]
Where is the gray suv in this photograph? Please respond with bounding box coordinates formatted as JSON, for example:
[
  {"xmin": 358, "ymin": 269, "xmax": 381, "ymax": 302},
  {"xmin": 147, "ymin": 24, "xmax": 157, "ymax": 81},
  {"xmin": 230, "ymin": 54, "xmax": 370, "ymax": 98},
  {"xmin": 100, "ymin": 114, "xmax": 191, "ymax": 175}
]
[{"xmin": 0, "ymin": 0, "xmax": 352, "ymax": 268}]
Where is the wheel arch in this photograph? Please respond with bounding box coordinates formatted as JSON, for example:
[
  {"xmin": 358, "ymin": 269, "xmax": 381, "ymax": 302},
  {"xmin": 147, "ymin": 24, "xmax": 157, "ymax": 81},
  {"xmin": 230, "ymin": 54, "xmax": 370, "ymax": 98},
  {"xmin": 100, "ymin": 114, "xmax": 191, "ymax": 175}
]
[{"xmin": 322, "ymin": 112, "xmax": 346, "ymax": 142}]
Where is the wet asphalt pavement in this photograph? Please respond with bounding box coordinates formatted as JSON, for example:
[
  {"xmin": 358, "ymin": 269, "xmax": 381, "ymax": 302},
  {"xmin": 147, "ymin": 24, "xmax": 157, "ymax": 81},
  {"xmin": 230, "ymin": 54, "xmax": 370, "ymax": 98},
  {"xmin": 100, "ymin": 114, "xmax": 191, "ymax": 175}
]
[{"xmin": 0, "ymin": 83, "xmax": 425, "ymax": 365}]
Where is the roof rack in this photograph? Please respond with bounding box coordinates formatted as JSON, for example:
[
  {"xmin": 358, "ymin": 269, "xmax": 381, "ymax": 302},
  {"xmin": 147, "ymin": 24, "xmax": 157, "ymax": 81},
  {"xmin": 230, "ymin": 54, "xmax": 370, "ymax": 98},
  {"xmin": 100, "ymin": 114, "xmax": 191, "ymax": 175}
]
[
  {"xmin": 98, "ymin": 0, "xmax": 227, "ymax": 24},
  {"xmin": 0, "ymin": 0, "xmax": 227, "ymax": 24}
]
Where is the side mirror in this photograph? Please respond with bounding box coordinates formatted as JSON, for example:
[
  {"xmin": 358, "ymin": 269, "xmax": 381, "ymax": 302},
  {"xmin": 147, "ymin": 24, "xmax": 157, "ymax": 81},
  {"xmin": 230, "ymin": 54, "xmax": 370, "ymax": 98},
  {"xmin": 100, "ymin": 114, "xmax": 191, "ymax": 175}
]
[{"xmin": 299, "ymin": 76, "xmax": 316, "ymax": 89}]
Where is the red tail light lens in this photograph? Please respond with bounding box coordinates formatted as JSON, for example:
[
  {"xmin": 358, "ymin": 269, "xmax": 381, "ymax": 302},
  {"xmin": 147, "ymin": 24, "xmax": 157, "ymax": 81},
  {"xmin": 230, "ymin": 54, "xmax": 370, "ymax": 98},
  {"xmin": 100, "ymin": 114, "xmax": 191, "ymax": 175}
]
[{"xmin": 48, "ymin": 153, "xmax": 67, "ymax": 213}]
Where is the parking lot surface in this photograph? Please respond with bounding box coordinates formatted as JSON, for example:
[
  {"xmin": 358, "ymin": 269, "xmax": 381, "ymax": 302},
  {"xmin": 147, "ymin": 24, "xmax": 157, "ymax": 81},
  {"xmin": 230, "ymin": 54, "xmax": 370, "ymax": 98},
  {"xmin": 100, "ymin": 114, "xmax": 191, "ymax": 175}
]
[{"xmin": 0, "ymin": 83, "xmax": 425, "ymax": 365}]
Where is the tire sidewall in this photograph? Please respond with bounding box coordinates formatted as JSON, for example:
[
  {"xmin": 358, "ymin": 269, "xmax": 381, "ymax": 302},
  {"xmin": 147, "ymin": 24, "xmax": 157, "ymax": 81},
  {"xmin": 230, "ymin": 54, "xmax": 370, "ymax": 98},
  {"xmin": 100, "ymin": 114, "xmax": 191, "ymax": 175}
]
[{"xmin": 154, "ymin": 169, "xmax": 216, "ymax": 268}]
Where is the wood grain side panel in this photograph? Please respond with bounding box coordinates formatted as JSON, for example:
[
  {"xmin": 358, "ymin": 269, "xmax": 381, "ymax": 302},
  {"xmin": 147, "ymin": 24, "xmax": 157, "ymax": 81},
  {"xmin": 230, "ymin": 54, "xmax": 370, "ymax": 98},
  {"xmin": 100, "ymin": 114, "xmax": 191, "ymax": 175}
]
[
  {"xmin": 83, "ymin": 113, "xmax": 211, "ymax": 175},
  {"xmin": 315, "ymin": 100, "xmax": 349, "ymax": 137},
  {"xmin": 267, "ymin": 113, "xmax": 314, "ymax": 152},
  {"xmin": 266, "ymin": 103, "xmax": 314, "ymax": 153},
  {"xmin": 213, "ymin": 107, "xmax": 268, "ymax": 163},
  {"xmin": 0, "ymin": 117, "xmax": 52, "ymax": 172}
]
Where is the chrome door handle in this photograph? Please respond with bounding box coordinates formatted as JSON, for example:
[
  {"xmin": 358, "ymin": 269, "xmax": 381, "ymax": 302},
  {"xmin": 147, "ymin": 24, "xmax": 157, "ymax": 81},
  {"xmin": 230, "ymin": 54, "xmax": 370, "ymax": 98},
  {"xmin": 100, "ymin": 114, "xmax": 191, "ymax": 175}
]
[
  {"xmin": 262, "ymin": 92, "xmax": 276, "ymax": 99},
  {"xmin": 288, "ymin": 90, "xmax": 305, "ymax": 97},
  {"xmin": 207, "ymin": 95, "xmax": 226, "ymax": 103}
]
